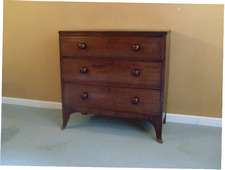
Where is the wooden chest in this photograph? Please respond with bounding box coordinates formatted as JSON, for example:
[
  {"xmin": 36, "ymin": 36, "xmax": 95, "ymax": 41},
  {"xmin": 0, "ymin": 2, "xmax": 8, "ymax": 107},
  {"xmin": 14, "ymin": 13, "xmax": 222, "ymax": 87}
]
[{"xmin": 59, "ymin": 31, "xmax": 169, "ymax": 143}]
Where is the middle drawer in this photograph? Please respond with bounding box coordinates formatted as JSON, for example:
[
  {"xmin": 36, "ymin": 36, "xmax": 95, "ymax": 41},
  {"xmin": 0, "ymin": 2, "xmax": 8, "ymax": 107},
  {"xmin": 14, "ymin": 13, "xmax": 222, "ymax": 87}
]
[{"xmin": 61, "ymin": 58, "xmax": 162, "ymax": 89}]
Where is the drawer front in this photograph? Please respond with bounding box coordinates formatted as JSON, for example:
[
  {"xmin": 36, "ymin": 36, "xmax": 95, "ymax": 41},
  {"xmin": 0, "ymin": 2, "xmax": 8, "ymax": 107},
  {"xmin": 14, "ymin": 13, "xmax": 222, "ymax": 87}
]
[
  {"xmin": 63, "ymin": 83, "xmax": 161, "ymax": 115},
  {"xmin": 60, "ymin": 36, "xmax": 164, "ymax": 60},
  {"xmin": 61, "ymin": 58, "xmax": 162, "ymax": 89}
]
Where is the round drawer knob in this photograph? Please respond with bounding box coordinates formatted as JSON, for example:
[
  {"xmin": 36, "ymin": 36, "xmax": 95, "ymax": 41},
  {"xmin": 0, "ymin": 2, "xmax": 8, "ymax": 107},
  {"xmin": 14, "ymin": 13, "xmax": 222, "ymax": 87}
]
[
  {"xmin": 132, "ymin": 44, "xmax": 141, "ymax": 51},
  {"xmin": 131, "ymin": 96, "xmax": 140, "ymax": 105},
  {"xmin": 80, "ymin": 92, "xmax": 88, "ymax": 100},
  {"xmin": 77, "ymin": 42, "xmax": 87, "ymax": 49},
  {"xmin": 131, "ymin": 68, "xmax": 141, "ymax": 77},
  {"xmin": 80, "ymin": 66, "xmax": 88, "ymax": 74}
]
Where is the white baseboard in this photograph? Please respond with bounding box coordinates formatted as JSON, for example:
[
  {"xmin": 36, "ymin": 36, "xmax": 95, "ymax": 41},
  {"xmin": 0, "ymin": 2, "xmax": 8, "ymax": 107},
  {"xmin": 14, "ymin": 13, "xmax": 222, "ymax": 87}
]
[
  {"xmin": 2, "ymin": 97, "xmax": 62, "ymax": 109},
  {"xmin": 166, "ymin": 113, "xmax": 221, "ymax": 127},
  {"xmin": 2, "ymin": 96, "xmax": 222, "ymax": 127}
]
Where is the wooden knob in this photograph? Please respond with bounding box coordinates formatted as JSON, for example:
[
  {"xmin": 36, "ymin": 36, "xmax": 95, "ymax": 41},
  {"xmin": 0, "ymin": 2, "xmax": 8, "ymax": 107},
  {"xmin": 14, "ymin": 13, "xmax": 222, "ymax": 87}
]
[
  {"xmin": 77, "ymin": 42, "xmax": 87, "ymax": 49},
  {"xmin": 80, "ymin": 66, "xmax": 88, "ymax": 74},
  {"xmin": 131, "ymin": 68, "xmax": 141, "ymax": 77},
  {"xmin": 80, "ymin": 92, "xmax": 88, "ymax": 100},
  {"xmin": 132, "ymin": 44, "xmax": 141, "ymax": 51},
  {"xmin": 131, "ymin": 96, "xmax": 140, "ymax": 105}
]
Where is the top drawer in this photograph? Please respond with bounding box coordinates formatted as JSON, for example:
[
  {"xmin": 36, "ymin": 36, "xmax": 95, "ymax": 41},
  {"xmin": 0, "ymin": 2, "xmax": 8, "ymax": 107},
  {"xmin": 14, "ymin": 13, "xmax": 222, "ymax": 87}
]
[{"xmin": 59, "ymin": 34, "xmax": 165, "ymax": 61}]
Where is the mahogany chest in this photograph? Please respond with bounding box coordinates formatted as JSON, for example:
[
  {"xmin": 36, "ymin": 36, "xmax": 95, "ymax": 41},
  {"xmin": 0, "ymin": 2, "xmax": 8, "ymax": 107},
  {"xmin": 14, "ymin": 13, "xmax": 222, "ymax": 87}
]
[{"xmin": 59, "ymin": 31, "xmax": 169, "ymax": 143}]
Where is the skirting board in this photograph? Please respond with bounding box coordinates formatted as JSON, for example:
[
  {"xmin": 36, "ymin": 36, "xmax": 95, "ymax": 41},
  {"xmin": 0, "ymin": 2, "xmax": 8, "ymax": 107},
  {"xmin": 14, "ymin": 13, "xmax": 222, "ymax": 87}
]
[
  {"xmin": 2, "ymin": 96, "xmax": 222, "ymax": 127},
  {"xmin": 2, "ymin": 97, "xmax": 62, "ymax": 109}
]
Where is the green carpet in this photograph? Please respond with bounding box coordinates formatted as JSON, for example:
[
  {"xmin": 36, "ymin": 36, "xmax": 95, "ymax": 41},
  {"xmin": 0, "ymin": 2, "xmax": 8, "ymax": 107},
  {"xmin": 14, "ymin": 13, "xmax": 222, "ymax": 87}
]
[{"xmin": 1, "ymin": 104, "xmax": 221, "ymax": 168}]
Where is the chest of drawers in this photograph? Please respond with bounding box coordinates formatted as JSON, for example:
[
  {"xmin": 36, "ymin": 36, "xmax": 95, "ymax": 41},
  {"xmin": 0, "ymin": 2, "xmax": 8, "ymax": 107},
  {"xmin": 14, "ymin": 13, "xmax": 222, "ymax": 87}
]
[{"xmin": 59, "ymin": 31, "xmax": 169, "ymax": 143}]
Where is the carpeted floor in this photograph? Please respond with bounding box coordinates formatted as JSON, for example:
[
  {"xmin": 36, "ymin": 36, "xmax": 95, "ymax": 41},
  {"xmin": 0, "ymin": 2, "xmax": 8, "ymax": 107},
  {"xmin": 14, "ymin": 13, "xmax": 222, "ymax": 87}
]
[{"xmin": 1, "ymin": 104, "xmax": 221, "ymax": 168}]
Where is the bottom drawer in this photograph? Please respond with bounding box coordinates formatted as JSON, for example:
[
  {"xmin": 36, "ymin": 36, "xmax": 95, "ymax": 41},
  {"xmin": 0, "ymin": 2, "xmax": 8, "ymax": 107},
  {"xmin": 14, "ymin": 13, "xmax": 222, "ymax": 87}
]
[{"xmin": 63, "ymin": 83, "xmax": 161, "ymax": 115}]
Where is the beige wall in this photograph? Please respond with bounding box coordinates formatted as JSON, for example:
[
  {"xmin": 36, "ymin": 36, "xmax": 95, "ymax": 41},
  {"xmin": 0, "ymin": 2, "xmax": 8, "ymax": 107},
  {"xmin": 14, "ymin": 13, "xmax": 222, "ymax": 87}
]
[{"xmin": 3, "ymin": 1, "xmax": 223, "ymax": 117}]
